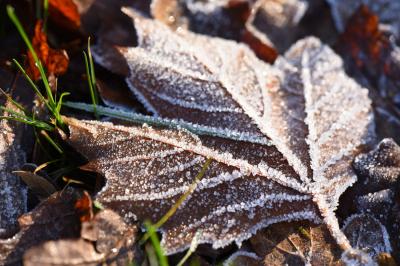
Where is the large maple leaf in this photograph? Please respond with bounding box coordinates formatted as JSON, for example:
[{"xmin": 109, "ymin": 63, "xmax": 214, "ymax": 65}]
[{"xmin": 66, "ymin": 10, "xmax": 375, "ymax": 255}]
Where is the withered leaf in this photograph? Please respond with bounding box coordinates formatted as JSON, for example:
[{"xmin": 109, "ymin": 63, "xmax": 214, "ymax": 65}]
[
  {"xmin": 0, "ymin": 189, "xmax": 81, "ymax": 265},
  {"xmin": 250, "ymin": 222, "xmax": 342, "ymax": 266},
  {"xmin": 27, "ymin": 21, "xmax": 69, "ymax": 81},
  {"xmin": 327, "ymin": 0, "xmax": 400, "ymax": 38},
  {"xmin": 245, "ymin": 0, "xmax": 308, "ymax": 53},
  {"xmin": 71, "ymin": 11, "xmax": 375, "ymax": 255},
  {"xmin": 24, "ymin": 209, "xmax": 140, "ymax": 266},
  {"xmin": 0, "ymin": 102, "xmax": 28, "ymax": 238},
  {"xmin": 48, "ymin": 0, "xmax": 81, "ymax": 31},
  {"xmin": 335, "ymin": 5, "xmax": 400, "ymax": 150},
  {"xmin": 342, "ymin": 214, "xmax": 392, "ymax": 260}
]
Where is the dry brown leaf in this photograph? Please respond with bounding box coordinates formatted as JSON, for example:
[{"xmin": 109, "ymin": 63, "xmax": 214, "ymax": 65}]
[
  {"xmin": 327, "ymin": 0, "xmax": 400, "ymax": 38},
  {"xmin": 250, "ymin": 222, "xmax": 343, "ymax": 265},
  {"xmin": 335, "ymin": 5, "xmax": 400, "ymax": 143},
  {"xmin": 245, "ymin": 0, "xmax": 308, "ymax": 53},
  {"xmin": 27, "ymin": 21, "xmax": 69, "ymax": 81},
  {"xmin": 0, "ymin": 189, "xmax": 81, "ymax": 265},
  {"xmin": 23, "ymin": 209, "xmax": 140, "ymax": 266}
]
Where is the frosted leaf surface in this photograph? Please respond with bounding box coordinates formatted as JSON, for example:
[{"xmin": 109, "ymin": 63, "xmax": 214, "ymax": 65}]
[
  {"xmin": 327, "ymin": 0, "xmax": 400, "ymax": 39},
  {"xmin": 273, "ymin": 37, "xmax": 375, "ymax": 210},
  {"xmin": 65, "ymin": 117, "xmax": 318, "ymax": 254},
  {"xmin": 353, "ymin": 138, "xmax": 400, "ymax": 193},
  {"xmin": 80, "ymin": 11, "xmax": 375, "ymax": 255},
  {"xmin": 0, "ymin": 102, "xmax": 27, "ymax": 238},
  {"xmin": 342, "ymin": 214, "xmax": 392, "ymax": 260}
]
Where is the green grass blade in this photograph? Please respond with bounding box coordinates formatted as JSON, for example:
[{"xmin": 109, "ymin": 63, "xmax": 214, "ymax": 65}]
[
  {"xmin": 145, "ymin": 222, "xmax": 169, "ymax": 266},
  {"xmin": 43, "ymin": 0, "xmax": 49, "ymax": 31},
  {"xmin": 83, "ymin": 51, "xmax": 98, "ymax": 119},
  {"xmin": 56, "ymin": 92, "xmax": 70, "ymax": 115},
  {"xmin": 40, "ymin": 130, "xmax": 63, "ymax": 154},
  {"xmin": 7, "ymin": 5, "xmax": 55, "ymax": 108},
  {"xmin": 12, "ymin": 59, "xmax": 48, "ymax": 107},
  {"xmin": 0, "ymin": 88, "xmax": 27, "ymax": 113},
  {"xmin": 87, "ymin": 38, "xmax": 97, "ymax": 94}
]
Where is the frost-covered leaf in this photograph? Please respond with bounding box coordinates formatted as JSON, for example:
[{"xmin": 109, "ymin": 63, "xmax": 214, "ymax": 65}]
[
  {"xmin": 74, "ymin": 10, "xmax": 374, "ymax": 255},
  {"xmin": 245, "ymin": 0, "xmax": 308, "ymax": 52},
  {"xmin": 250, "ymin": 222, "xmax": 343, "ymax": 266},
  {"xmin": 65, "ymin": 117, "xmax": 321, "ymax": 254},
  {"xmin": 342, "ymin": 214, "xmax": 392, "ymax": 260},
  {"xmin": 0, "ymin": 101, "xmax": 28, "ymax": 238},
  {"xmin": 0, "ymin": 189, "xmax": 81, "ymax": 265},
  {"xmin": 354, "ymin": 138, "xmax": 400, "ymax": 193},
  {"xmin": 223, "ymin": 250, "xmax": 262, "ymax": 266},
  {"xmin": 350, "ymin": 138, "xmax": 400, "ymax": 261},
  {"xmin": 327, "ymin": 0, "xmax": 400, "ymax": 38}
]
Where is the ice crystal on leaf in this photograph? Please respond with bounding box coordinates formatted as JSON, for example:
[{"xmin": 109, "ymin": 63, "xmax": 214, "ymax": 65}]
[
  {"xmin": 68, "ymin": 10, "xmax": 375, "ymax": 255},
  {"xmin": 342, "ymin": 214, "xmax": 392, "ymax": 260},
  {"xmin": 0, "ymin": 102, "xmax": 27, "ymax": 238}
]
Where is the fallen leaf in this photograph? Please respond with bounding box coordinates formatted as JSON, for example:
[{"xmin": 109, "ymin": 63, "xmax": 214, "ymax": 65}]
[
  {"xmin": 353, "ymin": 138, "xmax": 400, "ymax": 194},
  {"xmin": 48, "ymin": 0, "xmax": 81, "ymax": 31},
  {"xmin": 250, "ymin": 222, "xmax": 343, "ymax": 265},
  {"xmin": 75, "ymin": 190, "xmax": 94, "ymax": 222},
  {"xmin": 26, "ymin": 20, "xmax": 69, "ymax": 81},
  {"xmin": 0, "ymin": 101, "xmax": 28, "ymax": 238},
  {"xmin": 326, "ymin": 0, "xmax": 400, "ymax": 38},
  {"xmin": 335, "ymin": 6, "xmax": 400, "ymax": 143},
  {"xmin": 23, "ymin": 209, "xmax": 140, "ymax": 266},
  {"xmin": 245, "ymin": 0, "xmax": 308, "ymax": 53},
  {"xmin": 350, "ymin": 138, "xmax": 400, "ymax": 262},
  {"xmin": 0, "ymin": 188, "xmax": 81, "ymax": 265},
  {"xmin": 14, "ymin": 169, "xmax": 57, "ymax": 200},
  {"xmin": 70, "ymin": 11, "xmax": 375, "ymax": 255},
  {"xmin": 342, "ymin": 214, "xmax": 392, "ymax": 260},
  {"xmin": 223, "ymin": 250, "xmax": 262, "ymax": 266},
  {"xmin": 78, "ymin": 0, "xmax": 149, "ymax": 76}
]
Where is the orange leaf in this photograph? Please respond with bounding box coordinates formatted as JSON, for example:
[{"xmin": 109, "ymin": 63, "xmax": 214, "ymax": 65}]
[
  {"xmin": 336, "ymin": 5, "xmax": 390, "ymax": 69},
  {"xmin": 26, "ymin": 20, "xmax": 69, "ymax": 81},
  {"xmin": 74, "ymin": 191, "xmax": 93, "ymax": 222},
  {"xmin": 48, "ymin": 0, "xmax": 81, "ymax": 31}
]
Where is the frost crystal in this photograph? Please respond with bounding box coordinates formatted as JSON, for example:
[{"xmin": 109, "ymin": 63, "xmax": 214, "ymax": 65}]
[
  {"xmin": 0, "ymin": 102, "xmax": 27, "ymax": 238},
  {"xmin": 74, "ymin": 11, "xmax": 375, "ymax": 255},
  {"xmin": 342, "ymin": 214, "xmax": 392, "ymax": 260}
]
